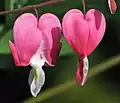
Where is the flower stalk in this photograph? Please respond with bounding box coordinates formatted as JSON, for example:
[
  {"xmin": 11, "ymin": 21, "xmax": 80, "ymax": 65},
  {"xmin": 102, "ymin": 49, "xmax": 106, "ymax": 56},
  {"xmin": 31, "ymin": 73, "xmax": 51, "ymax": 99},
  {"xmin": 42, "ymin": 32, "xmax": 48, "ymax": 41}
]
[
  {"xmin": 82, "ymin": 0, "xmax": 86, "ymax": 14},
  {"xmin": 0, "ymin": 0, "xmax": 64, "ymax": 15}
]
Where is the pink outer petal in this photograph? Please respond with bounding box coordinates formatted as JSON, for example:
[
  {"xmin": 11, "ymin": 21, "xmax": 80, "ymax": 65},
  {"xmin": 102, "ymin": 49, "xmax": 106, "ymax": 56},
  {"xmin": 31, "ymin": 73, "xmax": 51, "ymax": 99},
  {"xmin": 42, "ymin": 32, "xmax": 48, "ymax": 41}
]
[
  {"xmin": 9, "ymin": 41, "xmax": 20, "ymax": 66},
  {"xmin": 13, "ymin": 13, "xmax": 42, "ymax": 66},
  {"xmin": 38, "ymin": 13, "xmax": 62, "ymax": 66},
  {"xmin": 85, "ymin": 9, "xmax": 106, "ymax": 56},
  {"xmin": 14, "ymin": 13, "xmax": 37, "ymax": 34},
  {"xmin": 76, "ymin": 58, "xmax": 83, "ymax": 84},
  {"xmin": 62, "ymin": 9, "xmax": 89, "ymax": 56}
]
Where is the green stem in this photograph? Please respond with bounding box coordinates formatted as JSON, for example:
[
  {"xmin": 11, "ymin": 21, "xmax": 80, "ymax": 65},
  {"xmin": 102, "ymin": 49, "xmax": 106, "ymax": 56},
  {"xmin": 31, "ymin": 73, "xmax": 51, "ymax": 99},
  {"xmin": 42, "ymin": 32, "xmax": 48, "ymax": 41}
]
[
  {"xmin": 82, "ymin": 0, "xmax": 86, "ymax": 14},
  {"xmin": 0, "ymin": 0, "xmax": 64, "ymax": 15},
  {"xmin": 32, "ymin": 7, "xmax": 38, "ymax": 21},
  {"xmin": 5, "ymin": 0, "xmax": 14, "ymax": 28},
  {"xmin": 24, "ymin": 54, "xmax": 120, "ymax": 103}
]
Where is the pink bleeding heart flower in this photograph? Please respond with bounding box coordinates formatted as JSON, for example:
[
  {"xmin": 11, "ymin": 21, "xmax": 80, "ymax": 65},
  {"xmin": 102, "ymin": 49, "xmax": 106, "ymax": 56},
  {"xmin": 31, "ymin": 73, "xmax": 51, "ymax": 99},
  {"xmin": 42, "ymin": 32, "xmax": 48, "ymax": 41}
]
[
  {"xmin": 108, "ymin": 0, "xmax": 117, "ymax": 14},
  {"xmin": 62, "ymin": 9, "xmax": 106, "ymax": 85},
  {"xmin": 9, "ymin": 13, "xmax": 62, "ymax": 97},
  {"xmin": 38, "ymin": 13, "xmax": 62, "ymax": 66}
]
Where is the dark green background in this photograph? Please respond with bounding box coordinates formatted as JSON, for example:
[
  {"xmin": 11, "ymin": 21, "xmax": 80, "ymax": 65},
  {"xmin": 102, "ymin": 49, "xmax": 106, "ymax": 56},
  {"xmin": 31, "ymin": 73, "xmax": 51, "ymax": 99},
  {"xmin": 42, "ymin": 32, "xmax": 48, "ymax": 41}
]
[{"xmin": 0, "ymin": 0, "xmax": 120, "ymax": 103}]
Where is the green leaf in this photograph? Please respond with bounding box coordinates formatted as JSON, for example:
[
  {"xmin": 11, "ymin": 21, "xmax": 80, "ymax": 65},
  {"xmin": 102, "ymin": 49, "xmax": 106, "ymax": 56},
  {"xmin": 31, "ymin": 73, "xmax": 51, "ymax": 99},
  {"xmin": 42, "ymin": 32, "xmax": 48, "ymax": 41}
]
[
  {"xmin": 60, "ymin": 38, "xmax": 74, "ymax": 56},
  {"xmin": 14, "ymin": 0, "xmax": 28, "ymax": 9},
  {"xmin": 0, "ymin": 29, "xmax": 12, "ymax": 53},
  {"xmin": 5, "ymin": 0, "xmax": 14, "ymax": 27}
]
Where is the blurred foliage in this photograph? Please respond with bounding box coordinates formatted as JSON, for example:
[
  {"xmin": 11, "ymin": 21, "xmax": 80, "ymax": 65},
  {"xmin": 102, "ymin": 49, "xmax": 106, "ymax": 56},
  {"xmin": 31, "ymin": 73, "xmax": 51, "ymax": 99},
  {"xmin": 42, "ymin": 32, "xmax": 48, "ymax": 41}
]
[
  {"xmin": 0, "ymin": 0, "xmax": 120, "ymax": 103},
  {"xmin": 24, "ymin": 54, "xmax": 120, "ymax": 103}
]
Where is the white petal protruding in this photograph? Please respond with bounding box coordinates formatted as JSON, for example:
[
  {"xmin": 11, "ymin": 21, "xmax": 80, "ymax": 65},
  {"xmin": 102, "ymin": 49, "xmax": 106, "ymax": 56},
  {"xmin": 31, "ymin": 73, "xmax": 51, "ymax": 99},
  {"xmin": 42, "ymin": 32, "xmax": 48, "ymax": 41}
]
[
  {"xmin": 29, "ymin": 68, "xmax": 45, "ymax": 97},
  {"xmin": 29, "ymin": 43, "xmax": 46, "ymax": 97},
  {"xmin": 30, "ymin": 40, "xmax": 50, "ymax": 69},
  {"xmin": 108, "ymin": 0, "xmax": 113, "ymax": 14},
  {"xmin": 81, "ymin": 56, "xmax": 89, "ymax": 86}
]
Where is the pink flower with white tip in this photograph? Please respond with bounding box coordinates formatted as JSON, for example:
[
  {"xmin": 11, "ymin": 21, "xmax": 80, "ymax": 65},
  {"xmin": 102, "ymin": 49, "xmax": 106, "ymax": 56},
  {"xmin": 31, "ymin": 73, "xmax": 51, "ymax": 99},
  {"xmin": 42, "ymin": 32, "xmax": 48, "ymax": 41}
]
[
  {"xmin": 108, "ymin": 0, "xmax": 117, "ymax": 14},
  {"xmin": 62, "ymin": 9, "xmax": 106, "ymax": 85},
  {"xmin": 9, "ymin": 13, "xmax": 62, "ymax": 97}
]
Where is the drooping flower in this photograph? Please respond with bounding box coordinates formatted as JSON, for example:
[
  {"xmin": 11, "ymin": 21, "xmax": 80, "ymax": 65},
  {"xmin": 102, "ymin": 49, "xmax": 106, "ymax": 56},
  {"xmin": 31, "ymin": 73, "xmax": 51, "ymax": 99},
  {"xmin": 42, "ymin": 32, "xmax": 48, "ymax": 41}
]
[
  {"xmin": 108, "ymin": 0, "xmax": 117, "ymax": 14},
  {"xmin": 62, "ymin": 9, "xmax": 106, "ymax": 85},
  {"xmin": 9, "ymin": 13, "xmax": 62, "ymax": 97}
]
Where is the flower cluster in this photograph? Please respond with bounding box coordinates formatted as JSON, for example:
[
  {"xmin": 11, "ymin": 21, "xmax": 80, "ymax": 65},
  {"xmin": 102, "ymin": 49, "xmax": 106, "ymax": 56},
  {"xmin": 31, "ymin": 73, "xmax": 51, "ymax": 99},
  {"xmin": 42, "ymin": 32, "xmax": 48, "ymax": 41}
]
[{"xmin": 9, "ymin": 1, "xmax": 109, "ymax": 97}]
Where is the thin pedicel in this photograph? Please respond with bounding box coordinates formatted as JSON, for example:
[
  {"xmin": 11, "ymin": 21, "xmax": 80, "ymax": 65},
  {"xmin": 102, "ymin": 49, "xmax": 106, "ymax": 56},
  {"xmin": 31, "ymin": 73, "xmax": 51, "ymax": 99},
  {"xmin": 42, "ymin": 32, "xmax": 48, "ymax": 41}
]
[{"xmin": 0, "ymin": 0, "xmax": 64, "ymax": 15}]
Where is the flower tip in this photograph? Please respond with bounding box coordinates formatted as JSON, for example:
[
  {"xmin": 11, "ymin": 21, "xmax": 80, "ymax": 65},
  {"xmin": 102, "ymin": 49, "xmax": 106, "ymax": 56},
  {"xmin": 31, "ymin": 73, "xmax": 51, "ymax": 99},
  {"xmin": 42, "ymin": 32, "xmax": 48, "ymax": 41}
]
[
  {"xmin": 76, "ymin": 75, "xmax": 85, "ymax": 86},
  {"xmin": 31, "ymin": 91, "xmax": 37, "ymax": 97},
  {"xmin": 108, "ymin": 0, "xmax": 117, "ymax": 14},
  {"xmin": 45, "ymin": 61, "xmax": 55, "ymax": 67},
  {"xmin": 9, "ymin": 40, "xmax": 12, "ymax": 48},
  {"xmin": 81, "ymin": 80, "xmax": 85, "ymax": 86},
  {"xmin": 9, "ymin": 40, "xmax": 12, "ymax": 44}
]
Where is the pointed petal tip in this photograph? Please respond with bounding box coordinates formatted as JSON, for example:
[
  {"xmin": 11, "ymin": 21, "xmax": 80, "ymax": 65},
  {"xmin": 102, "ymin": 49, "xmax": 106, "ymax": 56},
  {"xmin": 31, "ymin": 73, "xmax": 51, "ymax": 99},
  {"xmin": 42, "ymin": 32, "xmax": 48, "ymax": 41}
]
[
  {"xmin": 110, "ymin": 9, "xmax": 116, "ymax": 14},
  {"xmin": 75, "ymin": 72, "xmax": 87, "ymax": 86},
  {"xmin": 9, "ymin": 40, "xmax": 12, "ymax": 46},
  {"xmin": 76, "ymin": 71, "xmax": 85, "ymax": 86},
  {"xmin": 9, "ymin": 40, "xmax": 11, "ymax": 43},
  {"xmin": 80, "ymin": 79, "xmax": 86, "ymax": 86},
  {"xmin": 47, "ymin": 63, "xmax": 55, "ymax": 67},
  {"xmin": 110, "ymin": 12, "xmax": 115, "ymax": 14},
  {"xmin": 9, "ymin": 40, "xmax": 14, "ymax": 46},
  {"xmin": 81, "ymin": 83, "xmax": 84, "ymax": 86},
  {"xmin": 31, "ymin": 91, "xmax": 37, "ymax": 97},
  {"xmin": 9, "ymin": 40, "xmax": 20, "ymax": 66},
  {"xmin": 31, "ymin": 90, "xmax": 38, "ymax": 97}
]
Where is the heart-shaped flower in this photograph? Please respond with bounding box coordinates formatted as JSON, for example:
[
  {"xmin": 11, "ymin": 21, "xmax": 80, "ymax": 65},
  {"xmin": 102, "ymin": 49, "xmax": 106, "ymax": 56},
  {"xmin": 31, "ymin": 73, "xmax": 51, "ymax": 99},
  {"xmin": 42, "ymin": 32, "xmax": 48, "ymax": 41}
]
[
  {"xmin": 62, "ymin": 9, "xmax": 106, "ymax": 85},
  {"xmin": 9, "ymin": 13, "xmax": 62, "ymax": 97}
]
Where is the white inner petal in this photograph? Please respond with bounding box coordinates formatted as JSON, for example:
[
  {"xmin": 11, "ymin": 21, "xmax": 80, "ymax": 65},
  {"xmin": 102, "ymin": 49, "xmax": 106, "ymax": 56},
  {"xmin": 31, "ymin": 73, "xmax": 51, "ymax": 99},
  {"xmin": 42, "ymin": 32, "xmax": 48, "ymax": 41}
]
[
  {"xmin": 81, "ymin": 56, "xmax": 89, "ymax": 86},
  {"xmin": 108, "ymin": 0, "xmax": 113, "ymax": 14},
  {"xmin": 28, "ymin": 68, "xmax": 34, "ymax": 85},
  {"xmin": 29, "ymin": 43, "xmax": 46, "ymax": 97},
  {"xmin": 29, "ymin": 67, "xmax": 45, "ymax": 97}
]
